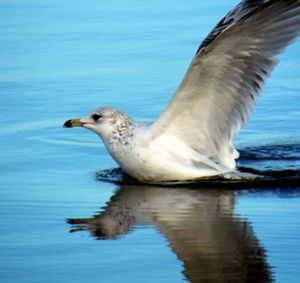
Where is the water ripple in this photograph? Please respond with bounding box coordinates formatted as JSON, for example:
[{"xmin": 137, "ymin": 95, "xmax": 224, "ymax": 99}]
[{"xmin": 96, "ymin": 143, "xmax": 300, "ymax": 187}]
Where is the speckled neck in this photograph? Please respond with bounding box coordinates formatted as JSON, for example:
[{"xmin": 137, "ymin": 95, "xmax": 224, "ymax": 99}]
[{"xmin": 110, "ymin": 117, "xmax": 134, "ymax": 146}]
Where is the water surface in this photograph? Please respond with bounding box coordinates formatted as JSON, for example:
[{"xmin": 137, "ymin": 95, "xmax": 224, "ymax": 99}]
[{"xmin": 1, "ymin": 0, "xmax": 300, "ymax": 282}]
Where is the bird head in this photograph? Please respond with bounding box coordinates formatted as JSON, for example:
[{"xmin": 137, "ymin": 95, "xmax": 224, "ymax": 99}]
[{"xmin": 63, "ymin": 107, "xmax": 132, "ymax": 140}]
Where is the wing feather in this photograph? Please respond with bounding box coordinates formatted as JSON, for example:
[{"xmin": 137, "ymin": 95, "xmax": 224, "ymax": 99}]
[{"xmin": 149, "ymin": 0, "xmax": 300, "ymax": 169}]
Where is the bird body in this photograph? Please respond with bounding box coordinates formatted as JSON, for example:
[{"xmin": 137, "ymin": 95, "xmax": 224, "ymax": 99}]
[
  {"xmin": 120, "ymin": 126, "xmax": 228, "ymax": 183},
  {"xmin": 64, "ymin": 0, "xmax": 300, "ymax": 184}
]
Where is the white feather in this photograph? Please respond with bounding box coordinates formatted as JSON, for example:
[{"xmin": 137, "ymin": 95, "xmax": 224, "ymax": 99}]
[{"xmin": 147, "ymin": 0, "xmax": 300, "ymax": 179}]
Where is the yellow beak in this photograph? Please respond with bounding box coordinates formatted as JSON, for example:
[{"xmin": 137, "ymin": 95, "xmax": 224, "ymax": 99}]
[{"xmin": 63, "ymin": 119, "xmax": 85, "ymax": 128}]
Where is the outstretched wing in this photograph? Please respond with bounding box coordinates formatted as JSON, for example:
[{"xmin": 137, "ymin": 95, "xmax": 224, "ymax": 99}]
[{"xmin": 149, "ymin": 0, "xmax": 300, "ymax": 168}]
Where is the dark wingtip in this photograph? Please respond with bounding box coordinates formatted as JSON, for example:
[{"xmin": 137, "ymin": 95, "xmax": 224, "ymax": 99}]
[{"xmin": 63, "ymin": 120, "xmax": 73, "ymax": 128}]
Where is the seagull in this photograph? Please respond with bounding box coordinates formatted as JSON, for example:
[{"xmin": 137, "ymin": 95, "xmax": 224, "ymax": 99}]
[{"xmin": 64, "ymin": 0, "xmax": 300, "ymax": 184}]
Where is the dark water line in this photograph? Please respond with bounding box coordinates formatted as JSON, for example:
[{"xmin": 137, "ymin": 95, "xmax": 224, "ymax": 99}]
[
  {"xmin": 238, "ymin": 143, "xmax": 300, "ymax": 161},
  {"xmin": 95, "ymin": 143, "xmax": 300, "ymax": 189}
]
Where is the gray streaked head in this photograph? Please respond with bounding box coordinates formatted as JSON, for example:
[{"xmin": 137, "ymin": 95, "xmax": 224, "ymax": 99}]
[{"xmin": 63, "ymin": 107, "xmax": 133, "ymax": 140}]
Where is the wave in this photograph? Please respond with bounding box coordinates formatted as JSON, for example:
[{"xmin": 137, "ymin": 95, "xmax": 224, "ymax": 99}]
[{"xmin": 96, "ymin": 143, "xmax": 300, "ymax": 188}]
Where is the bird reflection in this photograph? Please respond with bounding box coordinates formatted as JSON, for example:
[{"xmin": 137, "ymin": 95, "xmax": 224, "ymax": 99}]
[{"xmin": 68, "ymin": 185, "xmax": 273, "ymax": 283}]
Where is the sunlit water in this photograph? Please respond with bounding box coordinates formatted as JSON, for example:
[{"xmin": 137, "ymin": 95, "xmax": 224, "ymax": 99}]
[{"xmin": 1, "ymin": 0, "xmax": 300, "ymax": 282}]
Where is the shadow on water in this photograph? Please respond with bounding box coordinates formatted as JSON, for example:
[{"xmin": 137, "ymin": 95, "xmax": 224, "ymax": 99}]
[{"xmin": 66, "ymin": 184, "xmax": 293, "ymax": 283}]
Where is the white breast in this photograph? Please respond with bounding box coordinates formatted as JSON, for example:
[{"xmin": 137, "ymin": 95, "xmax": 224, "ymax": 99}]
[{"xmin": 115, "ymin": 130, "xmax": 233, "ymax": 183}]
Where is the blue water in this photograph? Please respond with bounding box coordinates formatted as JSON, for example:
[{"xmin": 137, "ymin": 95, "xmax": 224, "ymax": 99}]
[{"xmin": 1, "ymin": 0, "xmax": 300, "ymax": 282}]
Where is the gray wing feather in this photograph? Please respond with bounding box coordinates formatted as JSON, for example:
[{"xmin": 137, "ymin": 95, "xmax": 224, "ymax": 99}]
[
  {"xmin": 196, "ymin": 0, "xmax": 270, "ymax": 55},
  {"xmin": 150, "ymin": 0, "xmax": 300, "ymax": 168}
]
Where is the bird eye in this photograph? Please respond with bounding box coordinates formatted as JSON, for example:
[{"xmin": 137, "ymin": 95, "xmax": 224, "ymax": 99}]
[{"xmin": 92, "ymin": 114, "xmax": 102, "ymax": 121}]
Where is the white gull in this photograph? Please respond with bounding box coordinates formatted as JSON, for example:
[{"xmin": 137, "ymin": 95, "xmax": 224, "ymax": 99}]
[{"xmin": 64, "ymin": 0, "xmax": 300, "ymax": 184}]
